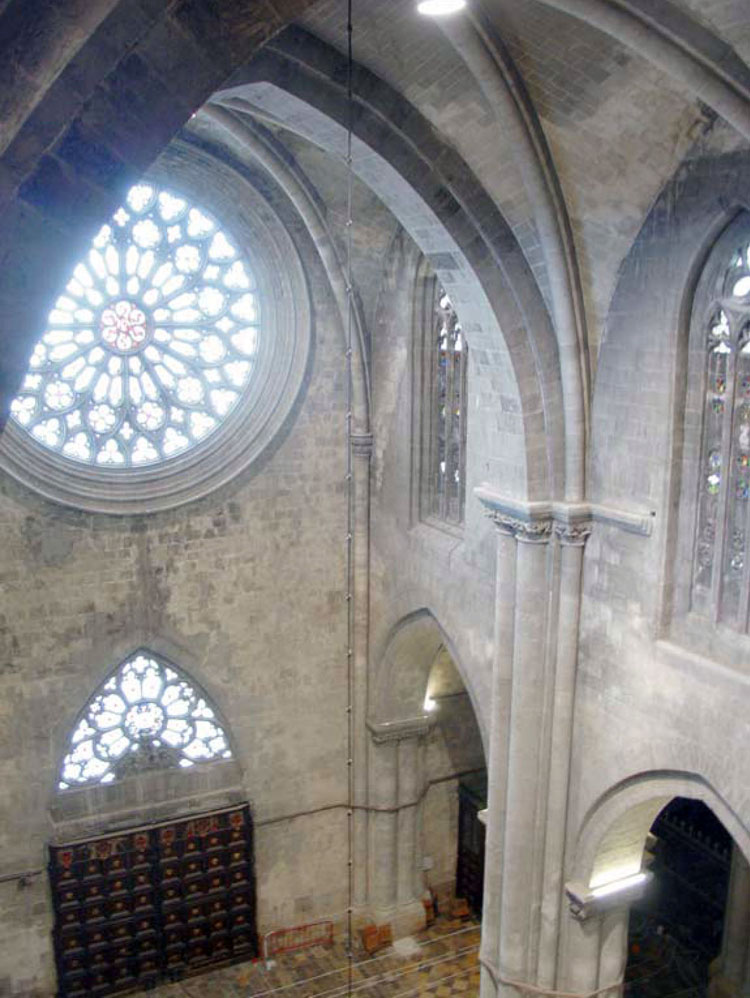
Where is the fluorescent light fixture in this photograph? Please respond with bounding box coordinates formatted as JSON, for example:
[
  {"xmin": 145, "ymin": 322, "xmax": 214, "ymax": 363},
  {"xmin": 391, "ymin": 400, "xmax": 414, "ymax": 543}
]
[
  {"xmin": 417, "ymin": 0, "xmax": 467, "ymax": 15},
  {"xmin": 589, "ymin": 862, "xmax": 641, "ymax": 891},
  {"xmin": 423, "ymin": 695, "xmax": 437, "ymax": 712},
  {"xmin": 565, "ymin": 870, "xmax": 651, "ymax": 920},
  {"xmin": 590, "ymin": 871, "xmax": 648, "ymax": 899}
]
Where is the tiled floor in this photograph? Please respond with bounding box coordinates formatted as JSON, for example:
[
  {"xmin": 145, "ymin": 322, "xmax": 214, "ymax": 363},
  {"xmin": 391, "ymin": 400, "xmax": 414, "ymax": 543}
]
[{"xmin": 151, "ymin": 916, "xmax": 480, "ymax": 998}]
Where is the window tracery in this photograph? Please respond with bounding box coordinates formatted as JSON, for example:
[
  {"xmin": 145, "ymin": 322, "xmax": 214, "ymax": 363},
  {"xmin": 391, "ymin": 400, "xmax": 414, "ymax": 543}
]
[
  {"xmin": 10, "ymin": 183, "xmax": 260, "ymax": 469},
  {"xmin": 425, "ymin": 287, "xmax": 467, "ymax": 525},
  {"xmin": 693, "ymin": 239, "xmax": 750, "ymax": 629},
  {"xmin": 59, "ymin": 652, "xmax": 232, "ymax": 790}
]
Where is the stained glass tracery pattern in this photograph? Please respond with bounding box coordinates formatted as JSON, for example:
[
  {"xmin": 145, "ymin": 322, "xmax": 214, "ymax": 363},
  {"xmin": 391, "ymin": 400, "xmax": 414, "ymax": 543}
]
[
  {"xmin": 59, "ymin": 652, "xmax": 232, "ymax": 789},
  {"xmin": 693, "ymin": 240, "xmax": 750, "ymax": 629},
  {"xmin": 425, "ymin": 287, "xmax": 467, "ymax": 525},
  {"xmin": 10, "ymin": 184, "xmax": 260, "ymax": 468}
]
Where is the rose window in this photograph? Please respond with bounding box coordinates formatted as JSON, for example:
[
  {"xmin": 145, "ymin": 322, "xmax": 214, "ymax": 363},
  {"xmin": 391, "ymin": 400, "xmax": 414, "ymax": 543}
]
[
  {"xmin": 10, "ymin": 183, "xmax": 260, "ymax": 468},
  {"xmin": 59, "ymin": 652, "xmax": 232, "ymax": 789}
]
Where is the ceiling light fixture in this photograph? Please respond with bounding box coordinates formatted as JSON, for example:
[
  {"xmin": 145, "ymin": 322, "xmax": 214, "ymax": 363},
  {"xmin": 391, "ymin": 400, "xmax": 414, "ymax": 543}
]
[{"xmin": 417, "ymin": 0, "xmax": 467, "ymax": 16}]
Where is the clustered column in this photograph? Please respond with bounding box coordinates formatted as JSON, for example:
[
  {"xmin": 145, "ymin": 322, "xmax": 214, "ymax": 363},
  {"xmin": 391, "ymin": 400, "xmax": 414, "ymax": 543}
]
[{"xmin": 477, "ymin": 493, "xmax": 596, "ymax": 998}]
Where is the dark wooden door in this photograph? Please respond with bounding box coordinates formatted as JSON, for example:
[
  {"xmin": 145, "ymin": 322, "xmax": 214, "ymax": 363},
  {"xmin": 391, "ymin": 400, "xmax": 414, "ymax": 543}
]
[
  {"xmin": 455, "ymin": 773, "xmax": 487, "ymax": 916},
  {"xmin": 51, "ymin": 804, "xmax": 257, "ymax": 997}
]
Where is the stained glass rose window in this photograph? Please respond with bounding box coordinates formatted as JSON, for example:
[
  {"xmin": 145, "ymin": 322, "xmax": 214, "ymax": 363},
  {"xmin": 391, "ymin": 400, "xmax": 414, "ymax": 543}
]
[
  {"xmin": 59, "ymin": 652, "xmax": 232, "ymax": 789},
  {"xmin": 10, "ymin": 184, "xmax": 260, "ymax": 467}
]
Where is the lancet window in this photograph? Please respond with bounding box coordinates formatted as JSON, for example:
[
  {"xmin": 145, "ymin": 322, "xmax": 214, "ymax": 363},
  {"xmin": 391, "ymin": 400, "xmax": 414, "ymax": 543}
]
[
  {"xmin": 424, "ymin": 287, "xmax": 468, "ymax": 525},
  {"xmin": 693, "ymin": 240, "xmax": 750, "ymax": 629}
]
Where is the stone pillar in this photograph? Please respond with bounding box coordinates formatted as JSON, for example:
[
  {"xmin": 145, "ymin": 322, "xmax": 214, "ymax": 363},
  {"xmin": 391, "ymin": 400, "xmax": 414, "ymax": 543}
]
[
  {"xmin": 598, "ymin": 907, "xmax": 629, "ymax": 998},
  {"xmin": 476, "ymin": 489, "xmax": 595, "ymax": 998},
  {"xmin": 496, "ymin": 517, "xmax": 553, "ymax": 998},
  {"xmin": 475, "ymin": 486, "xmax": 651, "ymax": 998},
  {"xmin": 712, "ymin": 844, "xmax": 750, "ymax": 998},
  {"xmin": 565, "ymin": 916, "xmax": 603, "ymax": 993},
  {"xmin": 537, "ymin": 523, "xmax": 592, "ymax": 987},
  {"xmin": 368, "ymin": 736, "xmax": 398, "ymax": 914},
  {"xmin": 367, "ymin": 719, "xmax": 431, "ymax": 936},
  {"xmin": 352, "ymin": 433, "xmax": 373, "ymax": 909},
  {"xmin": 397, "ymin": 737, "xmax": 420, "ymax": 905},
  {"xmin": 480, "ymin": 525, "xmax": 517, "ymax": 998}
]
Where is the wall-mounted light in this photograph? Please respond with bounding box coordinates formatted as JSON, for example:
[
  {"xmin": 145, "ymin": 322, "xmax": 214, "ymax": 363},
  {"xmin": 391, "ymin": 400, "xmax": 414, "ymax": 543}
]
[
  {"xmin": 417, "ymin": 0, "xmax": 467, "ymax": 16},
  {"xmin": 423, "ymin": 694, "xmax": 437, "ymax": 712},
  {"xmin": 565, "ymin": 870, "xmax": 652, "ymax": 920}
]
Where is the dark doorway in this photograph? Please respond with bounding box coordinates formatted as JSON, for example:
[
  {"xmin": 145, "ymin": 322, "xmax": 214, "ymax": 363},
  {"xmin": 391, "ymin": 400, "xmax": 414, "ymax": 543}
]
[
  {"xmin": 625, "ymin": 797, "xmax": 731, "ymax": 998},
  {"xmin": 456, "ymin": 771, "xmax": 487, "ymax": 916}
]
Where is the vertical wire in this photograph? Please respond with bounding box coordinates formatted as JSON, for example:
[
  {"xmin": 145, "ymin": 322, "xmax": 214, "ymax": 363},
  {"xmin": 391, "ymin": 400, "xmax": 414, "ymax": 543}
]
[{"xmin": 345, "ymin": 2, "xmax": 355, "ymax": 998}]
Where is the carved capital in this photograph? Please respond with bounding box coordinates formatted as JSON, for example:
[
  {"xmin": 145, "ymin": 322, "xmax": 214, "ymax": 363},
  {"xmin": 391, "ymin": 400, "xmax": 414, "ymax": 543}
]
[
  {"xmin": 486, "ymin": 511, "xmax": 552, "ymax": 544},
  {"xmin": 367, "ymin": 716, "xmax": 433, "ymax": 744},
  {"xmin": 554, "ymin": 521, "xmax": 593, "ymax": 547}
]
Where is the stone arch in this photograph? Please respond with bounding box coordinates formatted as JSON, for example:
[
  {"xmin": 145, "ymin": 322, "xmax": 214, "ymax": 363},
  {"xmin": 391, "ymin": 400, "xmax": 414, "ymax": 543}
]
[
  {"xmin": 49, "ymin": 645, "xmax": 244, "ymax": 839},
  {"xmin": 370, "ymin": 608, "xmax": 483, "ymax": 739},
  {"xmin": 213, "ymin": 28, "xmax": 568, "ymax": 501},
  {"xmin": 571, "ymin": 770, "xmax": 750, "ymax": 890},
  {"xmin": 590, "ymin": 152, "xmax": 750, "ymax": 644},
  {"xmin": 0, "ymin": 0, "xmax": 321, "ymax": 425}
]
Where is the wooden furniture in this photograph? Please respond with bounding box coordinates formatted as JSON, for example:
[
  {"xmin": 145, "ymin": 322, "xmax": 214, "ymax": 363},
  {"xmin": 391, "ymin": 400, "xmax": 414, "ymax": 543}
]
[
  {"xmin": 359, "ymin": 923, "xmax": 393, "ymax": 955},
  {"xmin": 50, "ymin": 805, "xmax": 257, "ymax": 997}
]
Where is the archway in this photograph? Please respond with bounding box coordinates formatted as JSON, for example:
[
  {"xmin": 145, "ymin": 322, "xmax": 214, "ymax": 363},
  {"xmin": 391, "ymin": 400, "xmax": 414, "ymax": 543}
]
[
  {"xmin": 367, "ymin": 610, "xmax": 487, "ymax": 938},
  {"xmin": 567, "ymin": 775, "xmax": 750, "ymax": 998},
  {"xmin": 624, "ymin": 797, "xmax": 733, "ymax": 997},
  {"xmin": 423, "ymin": 643, "xmax": 487, "ymax": 919}
]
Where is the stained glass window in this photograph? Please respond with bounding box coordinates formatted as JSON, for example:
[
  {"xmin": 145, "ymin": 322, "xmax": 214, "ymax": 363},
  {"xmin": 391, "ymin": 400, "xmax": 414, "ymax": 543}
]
[
  {"xmin": 59, "ymin": 652, "xmax": 232, "ymax": 789},
  {"xmin": 425, "ymin": 287, "xmax": 468, "ymax": 524},
  {"xmin": 693, "ymin": 240, "xmax": 750, "ymax": 629},
  {"xmin": 10, "ymin": 184, "xmax": 260, "ymax": 468}
]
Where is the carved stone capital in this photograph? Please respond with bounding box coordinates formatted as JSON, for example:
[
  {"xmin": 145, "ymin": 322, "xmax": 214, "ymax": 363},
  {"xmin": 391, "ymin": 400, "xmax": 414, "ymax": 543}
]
[
  {"xmin": 554, "ymin": 521, "xmax": 593, "ymax": 547},
  {"xmin": 488, "ymin": 512, "xmax": 553, "ymax": 544},
  {"xmin": 367, "ymin": 716, "xmax": 433, "ymax": 744},
  {"xmin": 475, "ymin": 485, "xmax": 654, "ymax": 542}
]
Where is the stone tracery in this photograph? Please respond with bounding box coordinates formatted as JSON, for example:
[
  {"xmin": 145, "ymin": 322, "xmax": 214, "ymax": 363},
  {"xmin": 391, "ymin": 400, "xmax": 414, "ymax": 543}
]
[
  {"xmin": 10, "ymin": 183, "xmax": 260, "ymax": 469},
  {"xmin": 59, "ymin": 651, "xmax": 232, "ymax": 790},
  {"xmin": 693, "ymin": 239, "xmax": 750, "ymax": 629}
]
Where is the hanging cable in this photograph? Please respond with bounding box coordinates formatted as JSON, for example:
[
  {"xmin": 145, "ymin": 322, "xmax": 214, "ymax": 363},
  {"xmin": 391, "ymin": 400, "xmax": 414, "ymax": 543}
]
[{"xmin": 345, "ymin": 2, "xmax": 355, "ymax": 998}]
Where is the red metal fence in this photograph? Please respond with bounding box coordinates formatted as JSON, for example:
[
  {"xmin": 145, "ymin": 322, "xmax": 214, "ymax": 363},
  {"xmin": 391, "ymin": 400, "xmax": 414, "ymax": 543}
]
[{"xmin": 263, "ymin": 919, "xmax": 335, "ymax": 960}]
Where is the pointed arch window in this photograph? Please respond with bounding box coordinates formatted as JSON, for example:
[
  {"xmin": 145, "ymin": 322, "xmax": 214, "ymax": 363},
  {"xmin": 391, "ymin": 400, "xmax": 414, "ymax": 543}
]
[
  {"xmin": 421, "ymin": 283, "xmax": 468, "ymax": 525},
  {"xmin": 693, "ymin": 240, "xmax": 750, "ymax": 629},
  {"xmin": 59, "ymin": 651, "xmax": 232, "ymax": 790}
]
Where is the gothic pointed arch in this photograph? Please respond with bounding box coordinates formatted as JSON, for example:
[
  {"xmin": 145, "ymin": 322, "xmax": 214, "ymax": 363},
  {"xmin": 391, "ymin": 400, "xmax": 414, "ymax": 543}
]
[{"xmin": 58, "ymin": 649, "xmax": 234, "ymax": 790}]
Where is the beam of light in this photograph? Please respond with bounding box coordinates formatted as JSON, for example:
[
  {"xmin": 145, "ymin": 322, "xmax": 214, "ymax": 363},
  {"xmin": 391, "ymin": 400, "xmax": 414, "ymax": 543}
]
[{"xmin": 590, "ymin": 871, "xmax": 648, "ymax": 899}]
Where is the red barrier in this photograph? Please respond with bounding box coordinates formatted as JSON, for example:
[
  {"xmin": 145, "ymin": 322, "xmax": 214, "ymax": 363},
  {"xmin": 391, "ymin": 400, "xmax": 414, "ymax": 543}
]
[{"xmin": 263, "ymin": 919, "xmax": 335, "ymax": 960}]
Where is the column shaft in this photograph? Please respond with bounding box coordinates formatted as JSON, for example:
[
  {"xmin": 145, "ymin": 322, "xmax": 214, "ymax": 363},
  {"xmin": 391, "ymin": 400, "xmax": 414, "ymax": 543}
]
[
  {"xmin": 498, "ymin": 534, "xmax": 551, "ymax": 993},
  {"xmin": 537, "ymin": 533, "xmax": 589, "ymax": 985},
  {"xmin": 480, "ymin": 527, "xmax": 517, "ymax": 998}
]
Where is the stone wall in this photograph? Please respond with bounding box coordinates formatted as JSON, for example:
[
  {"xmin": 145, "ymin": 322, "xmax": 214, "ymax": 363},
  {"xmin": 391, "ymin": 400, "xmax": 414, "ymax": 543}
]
[
  {"xmin": 0, "ymin": 149, "xmax": 351, "ymax": 996},
  {"xmin": 569, "ymin": 146, "xmax": 750, "ymax": 891}
]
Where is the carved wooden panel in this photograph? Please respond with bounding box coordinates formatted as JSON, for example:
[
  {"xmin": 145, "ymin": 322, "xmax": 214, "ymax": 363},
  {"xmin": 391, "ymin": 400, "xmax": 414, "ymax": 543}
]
[{"xmin": 50, "ymin": 805, "xmax": 257, "ymax": 997}]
